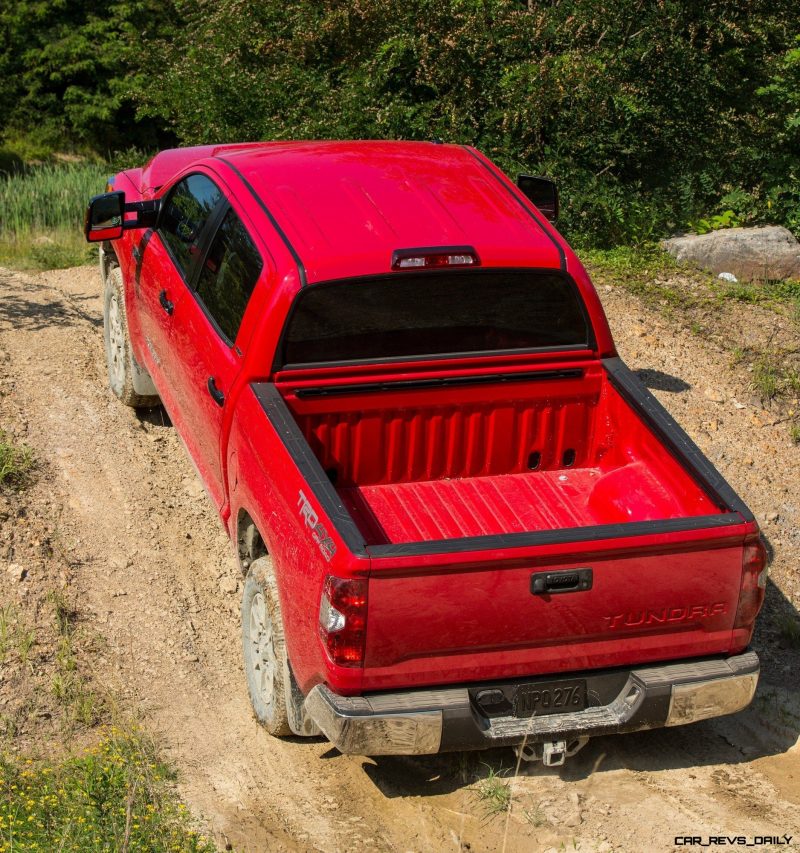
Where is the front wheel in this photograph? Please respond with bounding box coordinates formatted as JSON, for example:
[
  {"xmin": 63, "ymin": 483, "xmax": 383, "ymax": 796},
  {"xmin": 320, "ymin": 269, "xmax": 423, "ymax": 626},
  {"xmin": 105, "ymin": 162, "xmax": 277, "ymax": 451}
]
[{"xmin": 103, "ymin": 267, "xmax": 159, "ymax": 408}]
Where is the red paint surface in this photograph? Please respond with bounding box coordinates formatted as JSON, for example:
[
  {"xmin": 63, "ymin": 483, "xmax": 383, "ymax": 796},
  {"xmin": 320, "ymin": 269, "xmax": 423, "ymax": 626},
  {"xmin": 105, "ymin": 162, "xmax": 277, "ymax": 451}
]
[
  {"xmin": 362, "ymin": 539, "xmax": 745, "ymax": 689},
  {"xmin": 97, "ymin": 141, "xmax": 762, "ymax": 697}
]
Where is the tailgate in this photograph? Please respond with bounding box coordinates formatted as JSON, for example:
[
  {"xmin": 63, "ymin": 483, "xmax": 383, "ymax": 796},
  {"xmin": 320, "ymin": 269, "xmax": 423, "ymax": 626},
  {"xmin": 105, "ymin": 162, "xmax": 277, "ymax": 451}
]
[{"xmin": 362, "ymin": 529, "xmax": 747, "ymax": 691}]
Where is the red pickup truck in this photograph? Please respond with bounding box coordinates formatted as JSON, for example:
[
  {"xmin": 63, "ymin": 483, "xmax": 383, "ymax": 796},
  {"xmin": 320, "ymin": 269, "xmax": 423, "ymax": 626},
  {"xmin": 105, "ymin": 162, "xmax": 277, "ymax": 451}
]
[{"xmin": 85, "ymin": 141, "xmax": 765, "ymax": 764}]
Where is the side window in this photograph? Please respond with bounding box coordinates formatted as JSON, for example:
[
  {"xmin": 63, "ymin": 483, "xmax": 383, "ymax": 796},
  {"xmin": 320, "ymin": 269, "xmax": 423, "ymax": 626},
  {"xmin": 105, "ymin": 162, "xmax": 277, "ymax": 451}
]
[
  {"xmin": 159, "ymin": 174, "xmax": 222, "ymax": 278},
  {"xmin": 195, "ymin": 207, "xmax": 263, "ymax": 343}
]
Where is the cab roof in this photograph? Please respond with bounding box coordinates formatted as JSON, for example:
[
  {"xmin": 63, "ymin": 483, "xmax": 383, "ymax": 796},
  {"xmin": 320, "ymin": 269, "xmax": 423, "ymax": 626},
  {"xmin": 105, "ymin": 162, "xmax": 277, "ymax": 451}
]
[{"xmin": 140, "ymin": 140, "xmax": 565, "ymax": 285}]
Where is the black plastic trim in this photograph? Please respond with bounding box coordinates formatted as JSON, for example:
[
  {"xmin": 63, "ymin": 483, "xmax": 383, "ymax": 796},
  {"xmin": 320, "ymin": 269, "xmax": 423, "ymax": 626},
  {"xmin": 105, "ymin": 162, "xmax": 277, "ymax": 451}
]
[
  {"xmin": 216, "ymin": 156, "xmax": 308, "ymax": 287},
  {"xmin": 462, "ymin": 147, "xmax": 567, "ymax": 271},
  {"xmin": 133, "ymin": 228, "xmax": 153, "ymax": 290},
  {"xmin": 603, "ymin": 357, "xmax": 754, "ymax": 522},
  {"xmin": 251, "ymin": 382, "xmax": 368, "ymax": 556},
  {"xmin": 293, "ymin": 368, "xmax": 584, "ymax": 399},
  {"xmin": 123, "ymin": 199, "xmax": 160, "ymax": 228},
  {"xmin": 281, "ymin": 345, "xmax": 590, "ymax": 373},
  {"xmin": 531, "ymin": 567, "xmax": 593, "ymax": 595},
  {"xmin": 365, "ymin": 513, "xmax": 741, "ymax": 559}
]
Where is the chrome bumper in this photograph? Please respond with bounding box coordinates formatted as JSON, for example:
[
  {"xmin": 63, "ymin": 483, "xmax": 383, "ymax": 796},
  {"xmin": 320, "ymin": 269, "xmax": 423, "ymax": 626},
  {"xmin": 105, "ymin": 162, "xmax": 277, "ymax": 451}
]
[{"xmin": 304, "ymin": 651, "xmax": 759, "ymax": 756}]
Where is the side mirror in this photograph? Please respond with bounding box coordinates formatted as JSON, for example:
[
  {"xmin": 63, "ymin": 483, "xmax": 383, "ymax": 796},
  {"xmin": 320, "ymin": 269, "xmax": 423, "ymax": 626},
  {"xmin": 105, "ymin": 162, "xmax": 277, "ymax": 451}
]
[
  {"xmin": 516, "ymin": 175, "xmax": 559, "ymax": 223},
  {"xmin": 84, "ymin": 191, "xmax": 125, "ymax": 242}
]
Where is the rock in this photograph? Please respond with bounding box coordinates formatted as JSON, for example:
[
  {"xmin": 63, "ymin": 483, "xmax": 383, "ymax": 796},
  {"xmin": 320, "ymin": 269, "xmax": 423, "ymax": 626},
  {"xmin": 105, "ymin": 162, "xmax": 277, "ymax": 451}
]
[
  {"xmin": 6, "ymin": 562, "xmax": 26, "ymax": 581},
  {"xmin": 766, "ymin": 511, "xmax": 779, "ymax": 522},
  {"xmin": 704, "ymin": 388, "xmax": 725, "ymax": 403},
  {"xmin": 717, "ymin": 271, "xmax": 738, "ymax": 282},
  {"xmin": 662, "ymin": 226, "xmax": 800, "ymax": 282},
  {"xmin": 219, "ymin": 576, "xmax": 238, "ymax": 595},
  {"xmin": 186, "ymin": 480, "xmax": 205, "ymax": 499}
]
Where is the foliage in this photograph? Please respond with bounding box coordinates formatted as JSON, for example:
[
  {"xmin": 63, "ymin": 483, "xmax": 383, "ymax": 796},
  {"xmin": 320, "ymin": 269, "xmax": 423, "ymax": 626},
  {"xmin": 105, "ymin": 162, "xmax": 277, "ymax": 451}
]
[
  {"xmin": 129, "ymin": 0, "xmax": 800, "ymax": 246},
  {"xmin": 689, "ymin": 210, "xmax": 741, "ymax": 235},
  {"xmin": 0, "ymin": 1, "xmax": 179, "ymax": 157},
  {"xmin": 472, "ymin": 763, "xmax": 512, "ymax": 819},
  {"xmin": 0, "ymin": 728, "xmax": 216, "ymax": 852},
  {"xmin": 1, "ymin": 1, "xmax": 799, "ymax": 245},
  {"xmin": 0, "ymin": 161, "xmax": 106, "ymax": 269},
  {"xmin": 0, "ymin": 433, "xmax": 35, "ymax": 490}
]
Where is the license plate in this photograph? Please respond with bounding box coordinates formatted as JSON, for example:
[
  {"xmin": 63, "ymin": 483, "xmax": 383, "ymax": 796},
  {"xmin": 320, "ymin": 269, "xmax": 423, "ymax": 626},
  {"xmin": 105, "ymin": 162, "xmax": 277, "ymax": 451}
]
[{"xmin": 513, "ymin": 679, "xmax": 587, "ymax": 718}]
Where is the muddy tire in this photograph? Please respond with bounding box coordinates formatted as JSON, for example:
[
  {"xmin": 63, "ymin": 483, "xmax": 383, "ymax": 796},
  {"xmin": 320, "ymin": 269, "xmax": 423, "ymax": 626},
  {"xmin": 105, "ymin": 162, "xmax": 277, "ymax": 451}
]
[
  {"xmin": 103, "ymin": 267, "xmax": 159, "ymax": 408},
  {"xmin": 241, "ymin": 557, "xmax": 293, "ymax": 736}
]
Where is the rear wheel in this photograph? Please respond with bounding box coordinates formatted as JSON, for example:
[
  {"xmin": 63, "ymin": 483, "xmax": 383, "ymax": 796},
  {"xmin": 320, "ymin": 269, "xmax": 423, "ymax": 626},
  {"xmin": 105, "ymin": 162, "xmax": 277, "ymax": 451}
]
[
  {"xmin": 241, "ymin": 557, "xmax": 292, "ymax": 736},
  {"xmin": 103, "ymin": 268, "xmax": 159, "ymax": 408},
  {"xmin": 241, "ymin": 556, "xmax": 320, "ymax": 738}
]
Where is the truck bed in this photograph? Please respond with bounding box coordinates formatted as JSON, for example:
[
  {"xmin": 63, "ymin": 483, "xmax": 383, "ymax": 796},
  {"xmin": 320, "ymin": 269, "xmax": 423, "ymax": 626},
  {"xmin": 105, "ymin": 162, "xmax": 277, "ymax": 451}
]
[
  {"xmin": 342, "ymin": 464, "xmax": 675, "ymax": 543},
  {"xmin": 282, "ymin": 360, "xmax": 722, "ymax": 546}
]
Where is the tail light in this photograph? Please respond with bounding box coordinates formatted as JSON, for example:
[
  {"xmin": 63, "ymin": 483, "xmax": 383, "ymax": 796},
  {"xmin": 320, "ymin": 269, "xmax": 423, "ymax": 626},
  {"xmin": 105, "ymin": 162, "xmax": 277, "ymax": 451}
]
[
  {"xmin": 319, "ymin": 576, "xmax": 368, "ymax": 667},
  {"xmin": 733, "ymin": 537, "xmax": 768, "ymax": 632}
]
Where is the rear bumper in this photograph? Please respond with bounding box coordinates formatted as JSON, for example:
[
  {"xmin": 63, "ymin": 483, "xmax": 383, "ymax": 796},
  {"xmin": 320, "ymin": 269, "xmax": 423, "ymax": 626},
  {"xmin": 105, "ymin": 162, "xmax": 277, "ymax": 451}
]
[{"xmin": 304, "ymin": 651, "xmax": 759, "ymax": 756}]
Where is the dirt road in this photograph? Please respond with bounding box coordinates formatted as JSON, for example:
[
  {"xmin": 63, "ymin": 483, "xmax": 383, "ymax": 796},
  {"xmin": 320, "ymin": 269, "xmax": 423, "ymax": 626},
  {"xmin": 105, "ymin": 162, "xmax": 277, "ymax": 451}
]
[{"xmin": 0, "ymin": 263, "xmax": 798, "ymax": 852}]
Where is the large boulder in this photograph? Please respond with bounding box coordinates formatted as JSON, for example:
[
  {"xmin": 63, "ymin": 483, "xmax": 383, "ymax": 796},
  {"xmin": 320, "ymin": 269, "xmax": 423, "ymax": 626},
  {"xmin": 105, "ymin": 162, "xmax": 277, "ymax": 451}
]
[{"xmin": 662, "ymin": 226, "xmax": 800, "ymax": 281}]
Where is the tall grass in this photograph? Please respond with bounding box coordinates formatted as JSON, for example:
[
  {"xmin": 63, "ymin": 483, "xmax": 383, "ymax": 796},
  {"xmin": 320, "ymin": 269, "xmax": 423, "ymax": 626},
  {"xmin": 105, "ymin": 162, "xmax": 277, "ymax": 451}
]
[{"xmin": 0, "ymin": 162, "xmax": 110, "ymax": 270}]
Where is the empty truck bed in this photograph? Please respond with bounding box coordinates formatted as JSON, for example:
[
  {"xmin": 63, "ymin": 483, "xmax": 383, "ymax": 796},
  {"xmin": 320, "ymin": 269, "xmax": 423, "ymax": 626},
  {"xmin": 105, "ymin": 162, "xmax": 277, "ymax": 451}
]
[{"xmin": 282, "ymin": 361, "xmax": 722, "ymax": 546}]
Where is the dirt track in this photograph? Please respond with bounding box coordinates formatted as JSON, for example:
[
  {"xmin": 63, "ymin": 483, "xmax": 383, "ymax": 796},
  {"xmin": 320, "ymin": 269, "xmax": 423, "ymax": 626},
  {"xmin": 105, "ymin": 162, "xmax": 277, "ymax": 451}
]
[{"xmin": 0, "ymin": 263, "xmax": 798, "ymax": 852}]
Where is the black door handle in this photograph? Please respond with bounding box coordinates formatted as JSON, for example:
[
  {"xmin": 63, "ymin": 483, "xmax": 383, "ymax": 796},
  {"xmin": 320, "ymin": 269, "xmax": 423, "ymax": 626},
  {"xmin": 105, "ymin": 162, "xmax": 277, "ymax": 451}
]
[
  {"xmin": 207, "ymin": 377, "xmax": 225, "ymax": 407},
  {"xmin": 158, "ymin": 289, "xmax": 174, "ymax": 315}
]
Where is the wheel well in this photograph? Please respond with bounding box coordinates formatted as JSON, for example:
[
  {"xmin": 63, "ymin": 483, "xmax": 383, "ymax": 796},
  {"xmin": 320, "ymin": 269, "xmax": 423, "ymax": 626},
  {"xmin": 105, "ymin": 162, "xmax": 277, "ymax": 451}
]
[
  {"xmin": 100, "ymin": 241, "xmax": 118, "ymax": 282},
  {"xmin": 237, "ymin": 509, "xmax": 268, "ymax": 573}
]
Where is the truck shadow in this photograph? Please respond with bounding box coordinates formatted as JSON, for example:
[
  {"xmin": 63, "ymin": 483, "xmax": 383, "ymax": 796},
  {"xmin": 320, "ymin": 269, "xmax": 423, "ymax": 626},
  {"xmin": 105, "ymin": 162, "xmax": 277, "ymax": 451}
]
[
  {"xmin": 0, "ymin": 278, "xmax": 102, "ymax": 331},
  {"xmin": 357, "ymin": 576, "xmax": 799, "ymax": 798},
  {"xmin": 135, "ymin": 404, "xmax": 172, "ymax": 428},
  {"xmin": 634, "ymin": 367, "xmax": 691, "ymax": 393}
]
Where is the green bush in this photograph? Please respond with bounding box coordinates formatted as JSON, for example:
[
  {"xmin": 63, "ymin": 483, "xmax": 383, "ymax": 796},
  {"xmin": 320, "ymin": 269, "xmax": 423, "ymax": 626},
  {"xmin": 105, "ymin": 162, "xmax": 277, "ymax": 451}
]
[
  {"xmin": 2, "ymin": 1, "xmax": 799, "ymax": 246},
  {"xmin": 0, "ymin": 150, "xmax": 23, "ymax": 177},
  {"xmin": 0, "ymin": 433, "xmax": 34, "ymax": 490},
  {"xmin": 128, "ymin": 0, "xmax": 800, "ymax": 246},
  {"xmin": 0, "ymin": 728, "xmax": 216, "ymax": 853}
]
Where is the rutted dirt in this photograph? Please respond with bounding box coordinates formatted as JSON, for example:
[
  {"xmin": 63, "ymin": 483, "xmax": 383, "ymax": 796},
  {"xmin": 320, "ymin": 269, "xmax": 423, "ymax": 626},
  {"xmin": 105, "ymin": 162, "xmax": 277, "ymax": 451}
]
[{"xmin": 0, "ymin": 263, "xmax": 798, "ymax": 853}]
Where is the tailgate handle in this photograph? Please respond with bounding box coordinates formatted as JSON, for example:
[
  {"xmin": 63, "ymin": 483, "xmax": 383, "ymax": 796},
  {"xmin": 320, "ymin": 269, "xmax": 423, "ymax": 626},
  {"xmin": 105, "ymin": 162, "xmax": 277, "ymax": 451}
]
[{"xmin": 531, "ymin": 568, "xmax": 593, "ymax": 595}]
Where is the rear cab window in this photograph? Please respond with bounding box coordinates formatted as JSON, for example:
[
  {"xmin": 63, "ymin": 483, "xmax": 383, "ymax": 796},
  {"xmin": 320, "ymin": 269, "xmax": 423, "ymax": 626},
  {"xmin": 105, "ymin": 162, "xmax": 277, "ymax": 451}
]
[{"xmin": 280, "ymin": 270, "xmax": 592, "ymax": 368}]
